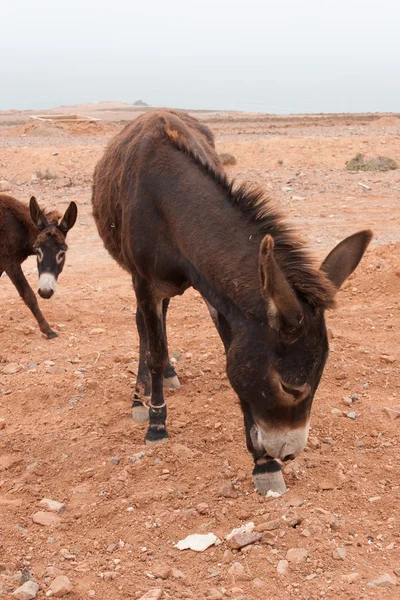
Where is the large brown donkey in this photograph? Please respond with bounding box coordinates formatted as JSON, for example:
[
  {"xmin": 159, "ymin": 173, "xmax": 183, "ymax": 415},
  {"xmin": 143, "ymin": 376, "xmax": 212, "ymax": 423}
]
[
  {"xmin": 92, "ymin": 110, "xmax": 372, "ymax": 492},
  {"xmin": 0, "ymin": 194, "xmax": 77, "ymax": 338}
]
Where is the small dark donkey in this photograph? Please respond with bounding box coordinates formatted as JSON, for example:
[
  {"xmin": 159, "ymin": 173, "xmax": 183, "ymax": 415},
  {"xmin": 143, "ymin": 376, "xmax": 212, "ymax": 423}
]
[
  {"xmin": 92, "ymin": 110, "xmax": 371, "ymax": 489},
  {"xmin": 0, "ymin": 194, "xmax": 77, "ymax": 338}
]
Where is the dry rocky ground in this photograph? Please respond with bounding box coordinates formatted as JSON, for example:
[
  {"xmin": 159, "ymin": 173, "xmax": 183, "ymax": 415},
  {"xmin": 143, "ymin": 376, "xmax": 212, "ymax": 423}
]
[{"xmin": 0, "ymin": 105, "xmax": 399, "ymax": 599}]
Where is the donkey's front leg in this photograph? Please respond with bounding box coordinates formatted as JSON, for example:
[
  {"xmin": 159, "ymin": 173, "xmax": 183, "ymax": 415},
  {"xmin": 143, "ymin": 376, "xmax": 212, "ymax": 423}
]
[
  {"xmin": 242, "ymin": 408, "xmax": 287, "ymax": 495},
  {"xmin": 6, "ymin": 263, "xmax": 57, "ymax": 339},
  {"xmin": 134, "ymin": 280, "xmax": 169, "ymax": 444}
]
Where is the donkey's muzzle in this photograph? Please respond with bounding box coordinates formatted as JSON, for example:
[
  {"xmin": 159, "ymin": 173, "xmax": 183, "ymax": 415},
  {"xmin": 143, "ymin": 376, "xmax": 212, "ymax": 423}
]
[{"xmin": 38, "ymin": 273, "xmax": 57, "ymax": 299}]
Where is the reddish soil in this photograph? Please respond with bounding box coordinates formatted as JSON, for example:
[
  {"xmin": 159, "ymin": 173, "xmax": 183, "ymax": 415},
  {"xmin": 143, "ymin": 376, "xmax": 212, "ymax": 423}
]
[{"xmin": 0, "ymin": 107, "xmax": 399, "ymax": 600}]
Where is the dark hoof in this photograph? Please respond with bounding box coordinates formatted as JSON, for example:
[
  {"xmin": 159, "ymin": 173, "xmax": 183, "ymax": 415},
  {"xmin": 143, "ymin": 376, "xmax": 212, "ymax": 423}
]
[
  {"xmin": 163, "ymin": 374, "xmax": 180, "ymax": 389},
  {"xmin": 132, "ymin": 401, "xmax": 149, "ymax": 423},
  {"xmin": 253, "ymin": 459, "xmax": 287, "ymax": 496},
  {"xmin": 46, "ymin": 330, "xmax": 58, "ymax": 339},
  {"xmin": 145, "ymin": 428, "xmax": 168, "ymax": 446}
]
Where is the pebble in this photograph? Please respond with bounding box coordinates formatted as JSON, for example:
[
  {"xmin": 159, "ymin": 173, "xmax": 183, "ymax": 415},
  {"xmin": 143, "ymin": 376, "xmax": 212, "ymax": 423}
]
[
  {"xmin": 368, "ymin": 573, "xmax": 397, "ymax": 587},
  {"xmin": 0, "ymin": 180, "xmax": 11, "ymax": 192},
  {"xmin": 347, "ymin": 411, "xmax": 357, "ymax": 419},
  {"xmin": 228, "ymin": 531, "xmax": 262, "ymax": 549},
  {"xmin": 137, "ymin": 591, "xmax": 163, "ymax": 600},
  {"xmin": 12, "ymin": 581, "xmax": 39, "ymax": 599},
  {"xmin": 90, "ymin": 328, "xmax": 105, "ymax": 335},
  {"xmin": 171, "ymin": 568, "xmax": 185, "ymax": 580},
  {"xmin": 110, "ymin": 457, "xmax": 120, "ymax": 465},
  {"xmin": 151, "ymin": 564, "xmax": 171, "ymax": 580},
  {"xmin": 129, "ymin": 451, "xmax": 145, "ymax": 463},
  {"xmin": 332, "ymin": 547, "xmax": 346, "ymax": 560},
  {"xmin": 1, "ymin": 363, "xmax": 22, "ymax": 375},
  {"xmin": 32, "ymin": 511, "xmax": 61, "ymax": 526},
  {"xmin": 218, "ymin": 482, "xmax": 237, "ymax": 498},
  {"xmin": 197, "ymin": 502, "xmax": 209, "ymax": 514},
  {"xmin": 48, "ymin": 575, "xmax": 72, "ymax": 597},
  {"xmin": 256, "ymin": 519, "xmax": 281, "ymax": 532},
  {"xmin": 331, "ymin": 408, "xmax": 343, "ymax": 416},
  {"xmin": 368, "ymin": 496, "xmax": 381, "ymax": 502},
  {"xmin": 318, "ymin": 481, "xmax": 335, "ymax": 491},
  {"xmin": 342, "ymin": 572, "xmax": 360, "ymax": 584},
  {"xmin": 0, "ymin": 418, "xmax": 6, "ymax": 430},
  {"xmin": 228, "ymin": 562, "xmax": 246, "ymax": 578},
  {"xmin": 277, "ymin": 560, "xmax": 289, "ymax": 575},
  {"xmin": 286, "ymin": 548, "xmax": 309, "ymax": 564},
  {"xmin": 343, "ymin": 397, "xmax": 353, "ymax": 406},
  {"xmin": 39, "ymin": 498, "xmax": 66, "ymax": 514},
  {"xmin": 383, "ymin": 407, "xmax": 400, "ymax": 420}
]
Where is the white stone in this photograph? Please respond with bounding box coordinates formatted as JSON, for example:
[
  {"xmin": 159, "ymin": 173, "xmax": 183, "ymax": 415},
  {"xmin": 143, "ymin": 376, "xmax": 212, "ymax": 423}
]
[
  {"xmin": 39, "ymin": 498, "xmax": 66, "ymax": 514},
  {"xmin": 277, "ymin": 559, "xmax": 289, "ymax": 575},
  {"xmin": 12, "ymin": 581, "xmax": 39, "ymax": 599}
]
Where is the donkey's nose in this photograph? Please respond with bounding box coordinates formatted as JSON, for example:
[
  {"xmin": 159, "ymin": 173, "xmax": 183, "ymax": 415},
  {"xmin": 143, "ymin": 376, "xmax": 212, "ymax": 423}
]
[{"xmin": 38, "ymin": 288, "xmax": 54, "ymax": 299}]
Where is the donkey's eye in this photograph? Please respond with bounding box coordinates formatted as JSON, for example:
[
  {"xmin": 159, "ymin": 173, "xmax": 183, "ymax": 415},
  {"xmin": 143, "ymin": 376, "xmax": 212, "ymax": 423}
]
[
  {"xmin": 36, "ymin": 248, "xmax": 44, "ymax": 262},
  {"xmin": 56, "ymin": 250, "xmax": 66, "ymax": 264}
]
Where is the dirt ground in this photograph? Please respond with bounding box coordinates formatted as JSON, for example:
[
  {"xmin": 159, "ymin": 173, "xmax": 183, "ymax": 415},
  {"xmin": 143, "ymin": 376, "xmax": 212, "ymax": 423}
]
[{"xmin": 0, "ymin": 107, "xmax": 399, "ymax": 600}]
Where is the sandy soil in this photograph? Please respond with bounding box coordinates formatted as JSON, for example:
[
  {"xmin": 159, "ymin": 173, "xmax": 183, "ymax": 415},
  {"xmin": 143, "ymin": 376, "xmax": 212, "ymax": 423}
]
[{"xmin": 0, "ymin": 107, "xmax": 399, "ymax": 600}]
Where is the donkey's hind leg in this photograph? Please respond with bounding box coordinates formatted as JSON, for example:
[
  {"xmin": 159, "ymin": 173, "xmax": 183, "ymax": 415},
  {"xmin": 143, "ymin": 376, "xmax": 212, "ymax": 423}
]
[
  {"xmin": 162, "ymin": 298, "xmax": 180, "ymax": 389},
  {"xmin": 132, "ymin": 306, "xmax": 152, "ymax": 422},
  {"xmin": 134, "ymin": 278, "xmax": 169, "ymax": 444}
]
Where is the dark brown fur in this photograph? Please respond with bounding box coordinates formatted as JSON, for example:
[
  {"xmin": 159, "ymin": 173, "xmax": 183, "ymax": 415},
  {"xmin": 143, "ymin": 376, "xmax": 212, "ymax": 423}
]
[{"xmin": 92, "ymin": 109, "xmax": 371, "ymax": 482}]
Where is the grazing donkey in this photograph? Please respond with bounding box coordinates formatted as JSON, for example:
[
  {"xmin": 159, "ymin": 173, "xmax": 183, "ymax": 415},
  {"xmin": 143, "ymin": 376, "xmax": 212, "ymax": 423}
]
[
  {"xmin": 0, "ymin": 194, "xmax": 77, "ymax": 338},
  {"xmin": 92, "ymin": 110, "xmax": 371, "ymax": 487}
]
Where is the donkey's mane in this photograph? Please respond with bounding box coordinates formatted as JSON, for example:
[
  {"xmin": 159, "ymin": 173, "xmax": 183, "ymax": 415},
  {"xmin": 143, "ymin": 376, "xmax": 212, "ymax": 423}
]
[{"xmin": 161, "ymin": 115, "xmax": 336, "ymax": 310}]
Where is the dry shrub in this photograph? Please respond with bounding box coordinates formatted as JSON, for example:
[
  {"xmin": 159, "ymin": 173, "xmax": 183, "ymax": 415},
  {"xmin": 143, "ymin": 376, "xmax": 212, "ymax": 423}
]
[
  {"xmin": 219, "ymin": 152, "xmax": 237, "ymax": 166},
  {"xmin": 346, "ymin": 153, "xmax": 398, "ymax": 172}
]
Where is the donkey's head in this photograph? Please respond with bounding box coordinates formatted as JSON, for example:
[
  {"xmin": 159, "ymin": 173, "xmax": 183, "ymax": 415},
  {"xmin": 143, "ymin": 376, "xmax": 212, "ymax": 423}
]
[
  {"xmin": 30, "ymin": 196, "xmax": 78, "ymax": 299},
  {"xmin": 228, "ymin": 230, "xmax": 372, "ymax": 463}
]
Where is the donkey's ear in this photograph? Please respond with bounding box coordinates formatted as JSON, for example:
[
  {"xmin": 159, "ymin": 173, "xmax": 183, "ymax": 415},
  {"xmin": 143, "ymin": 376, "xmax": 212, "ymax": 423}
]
[
  {"xmin": 259, "ymin": 235, "xmax": 304, "ymax": 330},
  {"xmin": 29, "ymin": 196, "xmax": 48, "ymax": 231},
  {"xmin": 320, "ymin": 230, "xmax": 372, "ymax": 292},
  {"xmin": 59, "ymin": 201, "xmax": 78, "ymax": 235}
]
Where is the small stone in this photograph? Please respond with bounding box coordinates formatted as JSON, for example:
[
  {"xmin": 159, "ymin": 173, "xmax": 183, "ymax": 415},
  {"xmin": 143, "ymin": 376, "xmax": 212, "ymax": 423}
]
[
  {"xmin": 0, "ymin": 181, "xmax": 11, "ymax": 192},
  {"xmin": 318, "ymin": 481, "xmax": 335, "ymax": 491},
  {"xmin": 347, "ymin": 411, "xmax": 357, "ymax": 420},
  {"xmin": 137, "ymin": 591, "xmax": 163, "ymax": 600},
  {"xmin": 286, "ymin": 548, "xmax": 309, "ymax": 565},
  {"xmin": 170, "ymin": 568, "xmax": 185, "ymax": 580},
  {"xmin": 48, "ymin": 575, "xmax": 72, "ymax": 597},
  {"xmin": 252, "ymin": 577, "xmax": 264, "ymax": 588},
  {"xmin": 277, "ymin": 560, "xmax": 289, "ymax": 575},
  {"xmin": 197, "ymin": 502, "xmax": 209, "ymax": 514},
  {"xmin": 228, "ymin": 562, "xmax": 246, "ymax": 578},
  {"xmin": 129, "ymin": 451, "xmax": 145, "ymax": 463},
  {"xmin": 218, "ymin": 482, "xmax": 237, "ymax": 498},
  {"xmin": 2, "ymin": 363, "xmax": 22, "ymax": 375},
  {"xmin": 32, "ymin": 511, "xmax": 61, "ymax": 526},
  {"xmin": 39, "ymin": 498, "xmax": 66, "ymax": 514},
  {"xmin": 342, "ymin": 572, "xmax": 360, "ymax": 584},
  {"xmin": 110, "ymin": 457, "xmax": 120, "ymax": 465},
  {"xmin": 90, "ymin": 328, "xmax": 105, "ymax": 335},
  {"xmin": 368, "ymin": 496, "xmax": 381, "ymax": 502},
  {"xmin": 12, "ymin": 581, "xmax": 39, "ymax": 599},
  {"xmin": 228, "ymin": 531, "xmax": 262, "ymax": 549},
  {"xmin": 383, "ymin": 407, "xmax": 400, "ymax": 420},
  {"xmin": 380, "ymin": 355, "xmax": 396, "ymax": 364},
  {"xmin": 151, "ymin": 564, "xmax": 171, "ymax": 580},
  {"xmin": 256, "ymin": 519, "xmax": 281, "ymax": 532},
  {"xmin": 0, "ymin": 418, "xmax": 6, "ymax": 430},
  {"xmin": 332, "ymin": 547, "xmax": 346, "ymax": 560},
  {"xmin": 368, "ymin": 573, "xmax": 397, "ymax": 587},
  {"xmin": 106, "ymin": 544, "xmax": 116, "ymax": 553},
  {"xmin": 331, "ymin": 408, "xmax": 343, "ymax": 415},
  {"xmin": 336, "ymin": 372, "xmax": 347, "ymax": 380},
  {"xmin": 343, "ymin": 397, "xmax": 353, "ymax": 406}
]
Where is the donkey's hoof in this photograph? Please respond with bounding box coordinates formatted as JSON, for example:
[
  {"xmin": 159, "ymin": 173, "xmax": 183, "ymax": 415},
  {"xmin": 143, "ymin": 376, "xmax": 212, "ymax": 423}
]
[
  {"xmin": 132, "ymin": 402, "xmax": 149, "ymax": 423},
  {"xmin": 163, "ymin": 374, "xmax": 180, "ymax": 389},
  {"xmin": 46, "ymin": 330, "xmax": 58, "ymax": 339},
  {"xmin": 253, "ymin": 461, "xmax": 287, "ymax": 496},
  {"xmin": 145, "ymin": 428, "xmax": 168, "ymax": 445}
]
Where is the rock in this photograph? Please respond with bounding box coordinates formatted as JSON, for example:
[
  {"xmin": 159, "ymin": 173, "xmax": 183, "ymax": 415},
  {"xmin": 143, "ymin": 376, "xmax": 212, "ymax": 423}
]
[
  {"xmin": 256, "ymin": 519, "xmax": 281, "ymax": 532},
  {"xmin": 228, "ymin": 562, "xmax": 246, "ymax": 579},
  {"xmin": 129, "ymin": 451, "xmax": 145, "ymax": 463},
  {"xmin": 277, "ymin": 560, "xmax": 289, "ymax": 575},
  {"xmin": 342, "ymin": 572, "xmax": 360, "ymax": 584},
  {"xmin": 347, "ymin": 411, "xmax": 357, "ymax": 420},
  {"xmin": 170, "ymin": 568, "xmax": 185, "ymax": 580},
  {"xmin": 343, "ymin": 397, "xmax": 353, "ymax": 406},
  {"xmin": 368, "ymin": 573, "xmax": 397, "ymax": 587},
  {"xmin": 32, "ymin": 511, "xmax": 61, "ymax": 526},
  {"xmin": 383, "ymin": 407, "xmax": 400, "ymax": 420},
  {"xmin": 48, "ymin": 575, "xmax": 72, "ymax": 597},
  {"xmin": 286, "ymin": 548, "xmax": 308, "ymax": 565},
  {"xmin": 197, "ymin": 502, "xmax": 209, "ymax": 514},
  {"xmin": 206, "ymin": 589, "xmax": 223, "ymax": 600},
  {"xmin": 20, "ymin": 567, "xmax": 35, "ymax": 585},
  {"xmin": 137, "ymin": 591, "xmax": 163, "ymax": 600},
  {"xmin": 318, "ymin": 481, "xmax": 335, "ymax": 491},
  {"xmin": 228, "ymin": 531, "xmax": 262, "ymax": 549},
  {"xmin": 332, "ymin": 547, "xmax": 346, "ymax": 560},
  {"xmin": 0, "ymin": 181, "xmax": 11, "ymax": 192},
  {"xmin": 110, "ymin": 457, "xmax": 120, "ymax": 465},
  {"xmin": 151, "ymin": 564, "xmax": 171, "ymax": 579},
  {"xmin": 331, "ymin": 408, "xmax": 343, "ymax": 415},
  {"xmin": 380, "ymin": 354, "xmax": 396, "ymax": 364},
  {"xmin": 2, "ymin": 363, "xmax": 22, "ymax": 375},
  {"xmin": 90, "ymin": 328, "xmax": 105, "ymax": 335},
  {"xmin": 12, "ymin": 581, "xmax": 39, "ymax": 599},
  {"xmin": 218, "ymin": 482, "xmax": 237, "ymax": 498},
  {"xmin": 39, "ymin": 498, "xmax": 66, "ymax": 514},
  {"xmin": 175, "ymin": 533, "xmax": 218, "ymax": 552},
  {"xmin": 252, "ymin": 578, "xmax": 264, "ymax": 588},
  {"xmin": 171, "ymin": 443, "xmax": 194, "ymax": 460},
  {"xmin": 0, "ymin": 418, "xmax": 5, "ymax": 430},
  {"xmin": 315, "ymin": 508, "xmax": 340, "ymax": 530}
]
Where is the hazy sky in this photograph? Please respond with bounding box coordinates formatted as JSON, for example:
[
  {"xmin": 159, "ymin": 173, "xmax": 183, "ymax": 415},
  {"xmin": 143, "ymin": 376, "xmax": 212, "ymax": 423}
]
[{"xmin": 2, "ymin": 0, "xmax": 399, "ymax": 113}]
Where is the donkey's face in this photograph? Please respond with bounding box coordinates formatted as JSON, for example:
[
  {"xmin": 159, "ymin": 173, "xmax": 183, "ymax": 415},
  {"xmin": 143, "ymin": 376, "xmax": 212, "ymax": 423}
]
[
  {"xmin": 30, "ymin": 197, "xmax": 78, "ymax": 299},
  {"xmin": 228, "ymin": 230, "xmax": 372, "ymax": 462}
]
